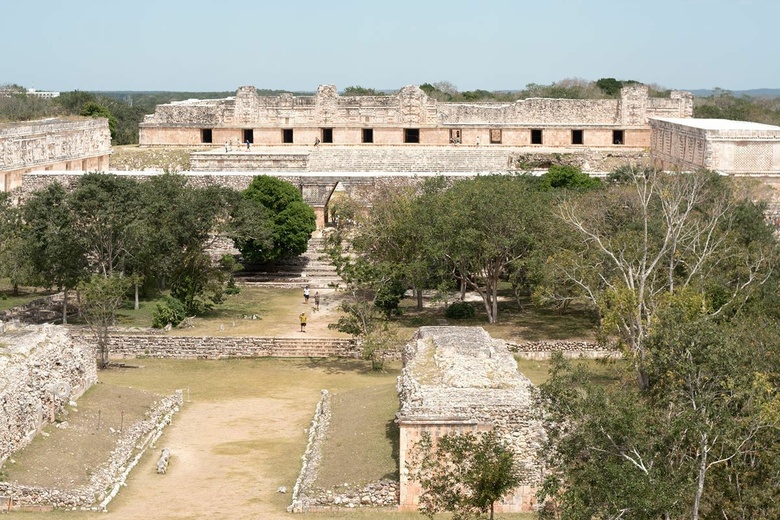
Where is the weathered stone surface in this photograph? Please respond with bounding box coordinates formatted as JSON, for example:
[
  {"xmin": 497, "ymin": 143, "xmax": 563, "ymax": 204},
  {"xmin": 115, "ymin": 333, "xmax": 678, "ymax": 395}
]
[
  {"xmin": 0, "ymin": 118, "xmax": 111, "ymax": 192},
  {"xmin": 0, "ymin": 323, "xmax": 97, "ymax": 466},
  {"xmin": 397, "ymin": 327, "xmax": 545, "ymax": 514}
]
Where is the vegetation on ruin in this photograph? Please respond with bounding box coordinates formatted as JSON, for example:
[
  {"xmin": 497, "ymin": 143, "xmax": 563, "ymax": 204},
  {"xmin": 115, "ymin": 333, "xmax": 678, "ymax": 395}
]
[{"xmin": 408, "ymin": 428, "xmax": 523, "ymax": 520}]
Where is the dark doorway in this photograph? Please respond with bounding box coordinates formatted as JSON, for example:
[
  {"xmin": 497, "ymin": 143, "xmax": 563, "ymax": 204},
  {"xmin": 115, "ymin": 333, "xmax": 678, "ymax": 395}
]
[
  {"xmin": 449, "ymin": 129, "xmax": 462, "ymax": 144},
  {"xmin": 321, "ymin": 128, "xmax": 333, "ymax": 143},
  {"xmin": 572, "ymin": 129, "xmax": 584, "ymax": 145},
  {"xmin": 283, "ymin": 129, "xmax": 294, "ymax": 144},
  {"xmin": 613, "ymin": 130, "xmax": 624, "ymax": 145},
  {"xmin": 362, "ymin": 128, "xmax": 374, "ymax": 143},
  {"xmin": 243, "ymin": 129, "xmax": 254, "ymax": 144},
  {"xmin": 404, "ymin": 128, "xmax": 420, "ymax": 143},
  {"xmin": 531, "ymin": 129, "xmax": 543, "ymax": 145},
  {"xmin": 201, "ymin": 128, "xmax": 213, "ymax": 143}
]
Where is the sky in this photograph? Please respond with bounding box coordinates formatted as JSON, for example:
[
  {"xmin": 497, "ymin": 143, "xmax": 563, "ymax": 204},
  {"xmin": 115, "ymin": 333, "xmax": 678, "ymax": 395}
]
[{"xmin": 3, "ymin": 0, "xmax": 777, "ymax": 93}]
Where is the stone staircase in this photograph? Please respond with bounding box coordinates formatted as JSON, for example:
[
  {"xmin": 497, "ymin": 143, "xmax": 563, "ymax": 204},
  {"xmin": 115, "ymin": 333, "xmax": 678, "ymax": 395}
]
[{"xmin": 236, "ymin": 233, "xmax": 343, "ymax": 289}]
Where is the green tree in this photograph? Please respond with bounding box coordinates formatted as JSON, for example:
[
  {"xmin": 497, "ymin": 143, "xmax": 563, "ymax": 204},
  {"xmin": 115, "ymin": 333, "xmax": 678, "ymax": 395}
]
[
  {"xmin": 80, "ymin": 101, "xmax": 117, "ymax": 141},
  {"xmin": 77, "ymin": 273, "xmax": 131, "ymax": 369},
  {"xmin": 341, "ymin": 85, "xmax": 380, "ymax": 96},
  {"xmin": 537, "ymin": 309, "xmax": 780, "ymax": 519},
  {"xmin": 23, "ymin": 184, "xmax": 87, "ymax": 323},
  {"xmin": 239, "ymin": 176, "xmax": 315, "ymax": 263},
  {"xmin": 0, "ymin": 192, "xmax": 32, "ymax": 295},
  {"xmin": 408, "ymin": 429, "xmax": 522, "ymax": 520},
  {"xmin": 539, "ymin": 164, "xmax": 602, "ymax": 191},
  {"xmin": 435, "ymin": 175, "xmax": 549, "ymax": 323}
]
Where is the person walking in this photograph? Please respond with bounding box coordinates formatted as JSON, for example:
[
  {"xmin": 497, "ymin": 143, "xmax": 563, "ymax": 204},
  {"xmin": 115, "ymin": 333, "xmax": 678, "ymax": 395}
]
[
  {"xmin": 299, "ymin": 312, "xmax": 307, "ymax": 332},
  {"xmin": 303, "ymin": 285, "xmax": 310, "ymax": 304},
  {"xmin": 314, "ymin": 291, "xmax": 320, "ymax": 311}
]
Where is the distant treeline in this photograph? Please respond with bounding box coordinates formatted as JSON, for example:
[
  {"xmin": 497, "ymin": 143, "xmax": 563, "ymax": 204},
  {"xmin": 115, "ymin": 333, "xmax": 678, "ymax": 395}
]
[{"xmin": 2, "ymin": 80, "xmax": 779, "ymax": 145}]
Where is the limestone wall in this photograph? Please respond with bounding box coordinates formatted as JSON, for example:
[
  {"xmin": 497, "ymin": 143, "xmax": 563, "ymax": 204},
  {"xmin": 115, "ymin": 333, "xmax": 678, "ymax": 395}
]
[
  {"xmin": 0, "ymin": 323, "xmax": 97, "ymax": 466},
  {"xmin": 68, "ymin": 332, "xmax": 359, "ymax": 360},
  {"xmin": 0, "ymin": 118, "xmax": 111, "ymax": 191},
  {"xmin": 396, "ymin": 327, "xmax": 544, "ymax": 513},
  {"xmin": 0, "ymin": 390, "xmax": 182, "ymax": 511},
  {"xmin": 650, "ymin": 118, "xmax": 780, "ymax": 174},
  {"xmin": 140, "ymin": 85, "xmax": 693, "ymax": 147}
]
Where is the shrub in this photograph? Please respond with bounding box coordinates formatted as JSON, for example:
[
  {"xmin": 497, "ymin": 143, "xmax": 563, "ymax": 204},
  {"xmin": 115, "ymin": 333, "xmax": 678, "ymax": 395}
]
[
  {"xmin": 152, "ymin": 296, "xmax": 187, "ymax": 328},
  {"xmin": 445, "ymin": 301, "xmax": 475, "ymax": 319}
]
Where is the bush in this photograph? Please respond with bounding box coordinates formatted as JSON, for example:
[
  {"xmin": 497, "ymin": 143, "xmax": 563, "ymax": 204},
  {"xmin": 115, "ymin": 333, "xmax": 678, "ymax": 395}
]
[
  {"xmin": 445, "ymin": 301, "xmax": 475, "ymax": 319},
  {"xmin": 152, "ymin": 296, "xmax": 187, "ymax": 328}
]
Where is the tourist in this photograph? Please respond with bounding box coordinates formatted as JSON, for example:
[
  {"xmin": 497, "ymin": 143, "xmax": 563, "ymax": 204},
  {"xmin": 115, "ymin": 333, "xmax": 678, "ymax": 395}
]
[
  {"xmin": 476, "ymin": 136, "xmax": 480, "ymax": 146},
  {"xmin": 299, "ymin": 312, "xmax": 307, "ymax": 332},
  {"xmin": 246, "ymin": 139, "xmax": 250, "ymax": 150},
  {"xmin": 225, "ymin": 142, "xmax": 229, "ymax": 152},
  {"xmin": 303, "ymin": 285, "xmax": 310, "ymax": 304},
  {"xmin": 314, "ymin": 291, "xmax": 320, "ymax": 311},
  {"xmin": 314, "ymin": 137, "xmax": 320, "ymax": 146}
]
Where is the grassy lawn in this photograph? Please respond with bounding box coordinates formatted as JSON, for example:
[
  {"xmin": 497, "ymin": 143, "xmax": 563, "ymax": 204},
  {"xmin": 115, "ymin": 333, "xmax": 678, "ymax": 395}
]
[
  {"xmin": 316, "ymin": 381, "xmax": 400, "ymax": 489},
  {"xmin": 0, "ymin": 282, "xmax": 56, "ymax": 313},
  {"xmin": 393, "ymin": 286, "xmax": 598, "ymax": 343},
  {"xmin": 516, "ymin": 357, "xmax": 628, "ymax": 386}
]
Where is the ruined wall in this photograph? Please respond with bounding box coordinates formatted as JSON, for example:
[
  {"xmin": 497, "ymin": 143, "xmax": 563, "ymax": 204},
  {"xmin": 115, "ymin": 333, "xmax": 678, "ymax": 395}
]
[
  {"xmin": 0, "ymin": 323, "xmax": 97, "ymax": 466},
  {"xmin": 396, "ymin": 327, "xmax": 544, "ymax": 513},
  {"xmin": 0, "ymin": 118, "xmax": 111, "ymax": 191},
  {"xmin": 140, "ymin": 85, "xmax": 693, "ymax": 147},
  {"xmin": 68, "ymin": 332, "xmax": 359, "ymax": 360}
]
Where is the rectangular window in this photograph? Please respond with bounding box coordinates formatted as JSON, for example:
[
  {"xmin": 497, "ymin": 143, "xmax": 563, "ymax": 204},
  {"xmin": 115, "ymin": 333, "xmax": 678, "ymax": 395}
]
[
  {"xmin": 201, "ymin": 128, "xmax": 213, "ymax": 143},
  {"xmin": 613, "ymin": 130, "xmax": 624, "ymax": 145},
  {"xmin": 571, "ymin": 129, "xmax": 583, "ymax": 145},
  {"xmin": 404, "ymin": 128, "xmax": 420, "ymax": 143},
  {"xmin": 362, "ymin": 128, "xmax": 374, "ymax": 143},
  {"xmin": 490, "ymin": 129, "xmax": 502, "ymax": 144},
  {"xmin": 531, "ymin": 129, "xmax": 543, "ymax": 145},
  {"xmin": 243, "ymin": 129, "xmax": 254, "ymax": 144},
  {"xmin": 282, "ymin": 128, "xmax": 294, "ymax": 144},
  {"xmin": 321, "ymin": 128, "xmax": 333, "ymax": 143}
]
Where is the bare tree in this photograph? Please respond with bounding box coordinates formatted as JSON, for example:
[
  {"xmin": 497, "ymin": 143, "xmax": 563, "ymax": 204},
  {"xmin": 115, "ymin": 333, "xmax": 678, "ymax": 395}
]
[{"xmin": 556, "ymin": 167, "xmax": 774, "ymax": 388}]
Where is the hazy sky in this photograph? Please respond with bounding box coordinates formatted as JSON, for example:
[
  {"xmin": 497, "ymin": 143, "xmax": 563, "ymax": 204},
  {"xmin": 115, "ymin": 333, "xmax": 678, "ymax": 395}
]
[{"xmin": 3, "ymin": 0, "xmax": 776, "ymax": 93}]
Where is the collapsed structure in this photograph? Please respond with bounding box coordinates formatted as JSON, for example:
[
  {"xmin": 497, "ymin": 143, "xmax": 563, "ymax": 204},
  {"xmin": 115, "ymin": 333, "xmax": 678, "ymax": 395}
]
[
  {"xmin": 396, "ymin": 326, "xmax": 543, "ymax": 513},
  {"xmin": 139, "ymin": 84, "xmax": 693, "ymax": 148}
]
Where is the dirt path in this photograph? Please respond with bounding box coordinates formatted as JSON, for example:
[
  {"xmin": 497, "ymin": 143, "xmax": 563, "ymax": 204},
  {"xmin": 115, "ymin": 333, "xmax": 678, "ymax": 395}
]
[{"xmin": 105, "ymin": 396, "xmax": 310, "ymax": 520}]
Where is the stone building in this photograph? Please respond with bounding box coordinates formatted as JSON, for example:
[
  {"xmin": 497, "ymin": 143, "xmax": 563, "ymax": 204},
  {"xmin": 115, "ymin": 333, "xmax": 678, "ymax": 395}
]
[
  {"xmin": 139, "ymin": 84, "xmax": 693, "ymax": 148},
  {"xmin": 0, "ymin": 118, "xmax": 111, "ymax": 192},
  {"xmin": 650, "ymin": 118, "xmax": 780, "ymax": 174},
  {"xmin": 397, "ymin": 326, "xmax": 543, "ymax": 513}
]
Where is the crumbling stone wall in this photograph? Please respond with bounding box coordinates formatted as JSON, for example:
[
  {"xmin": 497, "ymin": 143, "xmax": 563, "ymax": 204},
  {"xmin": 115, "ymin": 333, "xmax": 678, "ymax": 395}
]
[
  {"xmin": 0, "ymin": 323, "xmax": 97, "ymax": 466},
  {"xmin": 69, "ymin": 332, "xmax": 359, "ymax": 360},
  {"xmin": 397, "ymin": 327, "xmax": 544, "ymax": 513},
  {"xmin": 0, "ymin": 390, "xmax": 183, "ymax": 511}
]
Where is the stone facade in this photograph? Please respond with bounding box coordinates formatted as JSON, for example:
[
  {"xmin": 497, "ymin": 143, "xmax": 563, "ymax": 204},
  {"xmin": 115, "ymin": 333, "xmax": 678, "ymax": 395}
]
[
  {"xmin": 396, "ymin": 326, "xmax": 544, "ymax": 513},
  {"xmin": 140, "ymin": 85, "xmax": 692, "ymax": 148},
  {"xmin": 0, "ymin": 323, "xmax": 97, "ymax": 466},
  {"xmin": 650, "ymin": 118, "xmax": 780, "ymax": 174},
  {"xmin": 0, "ymin": 118, "xmax": 111, "ymax": 192}
]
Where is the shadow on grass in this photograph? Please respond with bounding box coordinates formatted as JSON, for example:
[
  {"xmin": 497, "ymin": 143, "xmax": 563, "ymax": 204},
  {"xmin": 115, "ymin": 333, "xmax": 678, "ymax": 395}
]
[
  {"xmin": 303, "ymin": 357, "xmax": 377, "ymax": 375},
  {"xmin": 383, "ymin": 418, "xmax": 400, "ymax": 481}
]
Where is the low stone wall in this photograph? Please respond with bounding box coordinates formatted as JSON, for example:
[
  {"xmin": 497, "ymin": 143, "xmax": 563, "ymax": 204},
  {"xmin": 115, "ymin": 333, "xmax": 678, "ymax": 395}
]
[
  {"xmin": 0, "ymin": 323, "xmax": 97, "ymax": 466},
  {"xmin": 70, "ymin": 332, "xmax": 359, "ymax": 360},
  {"xmin": 288, "ymin": 390, "xmax": 398, "ymax": 513},
  {"xmin": 508, "ymin": 340, "xmax": 621, "ymax": 359},
  {"xmin": 0, "ymin": 391, "xmax": 183, "ymax": 511}
]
